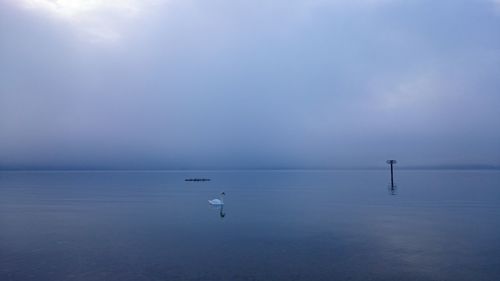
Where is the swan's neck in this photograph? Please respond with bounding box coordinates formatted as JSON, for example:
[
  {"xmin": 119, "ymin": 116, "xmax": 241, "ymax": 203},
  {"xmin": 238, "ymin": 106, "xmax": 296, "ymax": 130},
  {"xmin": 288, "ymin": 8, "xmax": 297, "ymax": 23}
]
[{"xmin": 219, "ymin": 195, "xmax": 224, "ymax": 203}]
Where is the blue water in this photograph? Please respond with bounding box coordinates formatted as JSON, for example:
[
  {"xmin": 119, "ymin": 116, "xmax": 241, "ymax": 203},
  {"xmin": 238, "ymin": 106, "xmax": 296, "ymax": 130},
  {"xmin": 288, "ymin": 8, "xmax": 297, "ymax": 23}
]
[{"xmin": 1, "ymin": 170, "xmax": 499, "ymax": 281}]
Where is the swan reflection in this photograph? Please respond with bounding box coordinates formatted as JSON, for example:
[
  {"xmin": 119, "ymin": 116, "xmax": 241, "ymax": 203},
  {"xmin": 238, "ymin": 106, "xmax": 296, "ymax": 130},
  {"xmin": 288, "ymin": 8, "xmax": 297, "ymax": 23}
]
[
  {"xmin": 219, "ymin": 205, "xmax": 226, "ymax": 218},
  {"xmin": 210, "ymin": 204, "xmax": 226, "ymax": 219}
]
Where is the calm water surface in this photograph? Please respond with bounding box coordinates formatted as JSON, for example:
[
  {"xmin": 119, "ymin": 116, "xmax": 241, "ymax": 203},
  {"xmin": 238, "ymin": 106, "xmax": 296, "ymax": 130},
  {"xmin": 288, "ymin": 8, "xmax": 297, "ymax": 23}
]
[{"xmin": 1, "ymin": 170, "xmax": 499, "ymax": 281}]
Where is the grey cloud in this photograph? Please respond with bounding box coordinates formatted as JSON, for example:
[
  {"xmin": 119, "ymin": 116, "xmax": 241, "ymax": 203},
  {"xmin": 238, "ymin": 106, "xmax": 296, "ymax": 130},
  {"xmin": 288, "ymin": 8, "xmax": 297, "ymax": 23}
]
[{"xmin": 1, "ymin": 0, "xmax": 499, "ymax": 169}]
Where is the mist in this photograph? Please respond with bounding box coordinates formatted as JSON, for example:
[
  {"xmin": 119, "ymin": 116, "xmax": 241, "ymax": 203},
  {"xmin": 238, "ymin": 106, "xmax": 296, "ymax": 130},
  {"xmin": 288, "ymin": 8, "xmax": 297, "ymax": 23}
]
[{"xmin": 1, "ymin": 0, "xmax": 499, "ymax": 169}]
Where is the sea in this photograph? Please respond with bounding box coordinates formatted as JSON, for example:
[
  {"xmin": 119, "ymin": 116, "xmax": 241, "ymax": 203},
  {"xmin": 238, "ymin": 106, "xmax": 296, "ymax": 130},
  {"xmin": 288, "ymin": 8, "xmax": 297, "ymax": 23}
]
[{"xmin": 1, "ymin": 170, "xmax": 499, "ymax": 281}]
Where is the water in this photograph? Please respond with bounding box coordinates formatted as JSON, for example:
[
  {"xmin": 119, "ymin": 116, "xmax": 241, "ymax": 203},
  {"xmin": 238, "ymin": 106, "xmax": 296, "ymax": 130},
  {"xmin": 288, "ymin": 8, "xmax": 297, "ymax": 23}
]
[{"xmin": 1, "ymin": 170, "xmax": 499, "ymax": 281}]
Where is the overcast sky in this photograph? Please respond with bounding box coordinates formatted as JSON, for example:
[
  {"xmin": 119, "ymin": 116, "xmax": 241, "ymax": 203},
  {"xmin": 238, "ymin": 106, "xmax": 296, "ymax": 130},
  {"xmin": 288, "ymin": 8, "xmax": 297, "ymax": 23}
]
[{"xmin": 1, "ymin": 0, "xmax": 499, "ymax": 169}]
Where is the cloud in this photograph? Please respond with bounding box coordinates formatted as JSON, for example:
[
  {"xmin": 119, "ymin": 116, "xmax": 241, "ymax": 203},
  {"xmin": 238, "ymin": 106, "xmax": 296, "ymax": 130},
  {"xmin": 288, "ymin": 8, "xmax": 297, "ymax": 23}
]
[
  {"xmin": 494, "ymin": 0, "xmax": 500, "ymax": 13},
  {"xmin": 0, "ymin": 0, "xmax": 499, "ymax": 169},
  {"xmin": 15, "ymin": 0, "xmax": 167, "ymax": 42}
]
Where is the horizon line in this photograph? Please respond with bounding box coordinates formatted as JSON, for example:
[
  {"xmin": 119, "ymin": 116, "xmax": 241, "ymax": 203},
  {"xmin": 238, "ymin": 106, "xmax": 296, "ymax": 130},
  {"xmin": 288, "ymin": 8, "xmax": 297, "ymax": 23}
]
[{"xmin": 1, "ymin": 165, "xmax": 499, "ymax": 172}]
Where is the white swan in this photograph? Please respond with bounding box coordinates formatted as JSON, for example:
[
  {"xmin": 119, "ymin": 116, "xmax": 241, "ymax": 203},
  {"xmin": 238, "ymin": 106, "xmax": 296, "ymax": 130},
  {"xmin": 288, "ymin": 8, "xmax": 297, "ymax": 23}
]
[{"xmin": 209, "ymin": 192, "xmax": 225, "ymax": 205}]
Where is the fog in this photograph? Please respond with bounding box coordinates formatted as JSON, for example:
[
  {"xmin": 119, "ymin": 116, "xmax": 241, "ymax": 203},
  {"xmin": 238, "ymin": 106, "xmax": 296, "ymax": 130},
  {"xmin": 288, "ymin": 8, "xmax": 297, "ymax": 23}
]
[{"xmin": 1, "ymin": 0, "xmax": 499, "ymax": 169}]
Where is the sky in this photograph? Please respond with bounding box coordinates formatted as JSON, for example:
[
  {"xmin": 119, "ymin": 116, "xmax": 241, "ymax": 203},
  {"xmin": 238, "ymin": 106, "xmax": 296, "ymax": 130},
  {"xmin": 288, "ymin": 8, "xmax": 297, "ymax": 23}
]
[{"xmin": 0, "ymin": 0, "xmax": 499, "ymax": 170}]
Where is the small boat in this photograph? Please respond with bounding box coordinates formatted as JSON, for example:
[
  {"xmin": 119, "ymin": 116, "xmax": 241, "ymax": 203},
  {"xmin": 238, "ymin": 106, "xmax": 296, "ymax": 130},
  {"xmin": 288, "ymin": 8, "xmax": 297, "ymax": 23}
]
[{"xmin": 185, "ymin": 178, "xmax": 211, "ymax": 182}]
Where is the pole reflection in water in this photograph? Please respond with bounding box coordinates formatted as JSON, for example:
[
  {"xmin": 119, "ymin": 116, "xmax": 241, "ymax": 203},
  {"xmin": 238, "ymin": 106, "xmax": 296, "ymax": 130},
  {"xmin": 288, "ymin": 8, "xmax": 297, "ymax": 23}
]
[{"xmin": 388, "ymin": 184, "xmax": 398, "ymax": 195}]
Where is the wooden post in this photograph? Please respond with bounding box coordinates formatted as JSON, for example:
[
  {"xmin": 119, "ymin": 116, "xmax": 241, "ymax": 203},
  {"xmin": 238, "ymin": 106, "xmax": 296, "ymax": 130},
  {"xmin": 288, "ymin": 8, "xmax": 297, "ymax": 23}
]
[
  {"xmin": 386, "ymin": 160, "xmax": 397, "ymax": 188},
  {"xmin": 390, "ymin": 163, "xmax": 394, "ymax": 187}
]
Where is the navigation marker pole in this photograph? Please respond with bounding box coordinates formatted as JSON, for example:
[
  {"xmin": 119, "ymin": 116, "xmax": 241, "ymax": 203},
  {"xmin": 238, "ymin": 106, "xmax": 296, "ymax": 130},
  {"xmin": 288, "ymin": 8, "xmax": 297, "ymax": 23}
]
[{"xmin": 386, "ymin": 160, "xmax": 397, "ymax": 188}]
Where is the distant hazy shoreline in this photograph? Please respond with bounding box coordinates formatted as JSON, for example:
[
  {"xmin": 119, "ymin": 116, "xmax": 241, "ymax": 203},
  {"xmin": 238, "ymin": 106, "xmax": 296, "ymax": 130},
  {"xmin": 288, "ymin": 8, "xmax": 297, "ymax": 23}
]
[{"xmin": 1, "ymin": 166, "xmax": 499, "ymax": 172}]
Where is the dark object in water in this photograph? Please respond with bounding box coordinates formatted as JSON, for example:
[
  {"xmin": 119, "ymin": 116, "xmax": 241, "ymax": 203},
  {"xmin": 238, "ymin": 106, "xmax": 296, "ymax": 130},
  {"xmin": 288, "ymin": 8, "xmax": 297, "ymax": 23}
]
[
  {"xmin": 185, "ymin": 178, "xmax": 211, "ymax": 182},
  {"xmin": 386, "ymin": 160, "xmax": 397, "ymax": 188}
]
